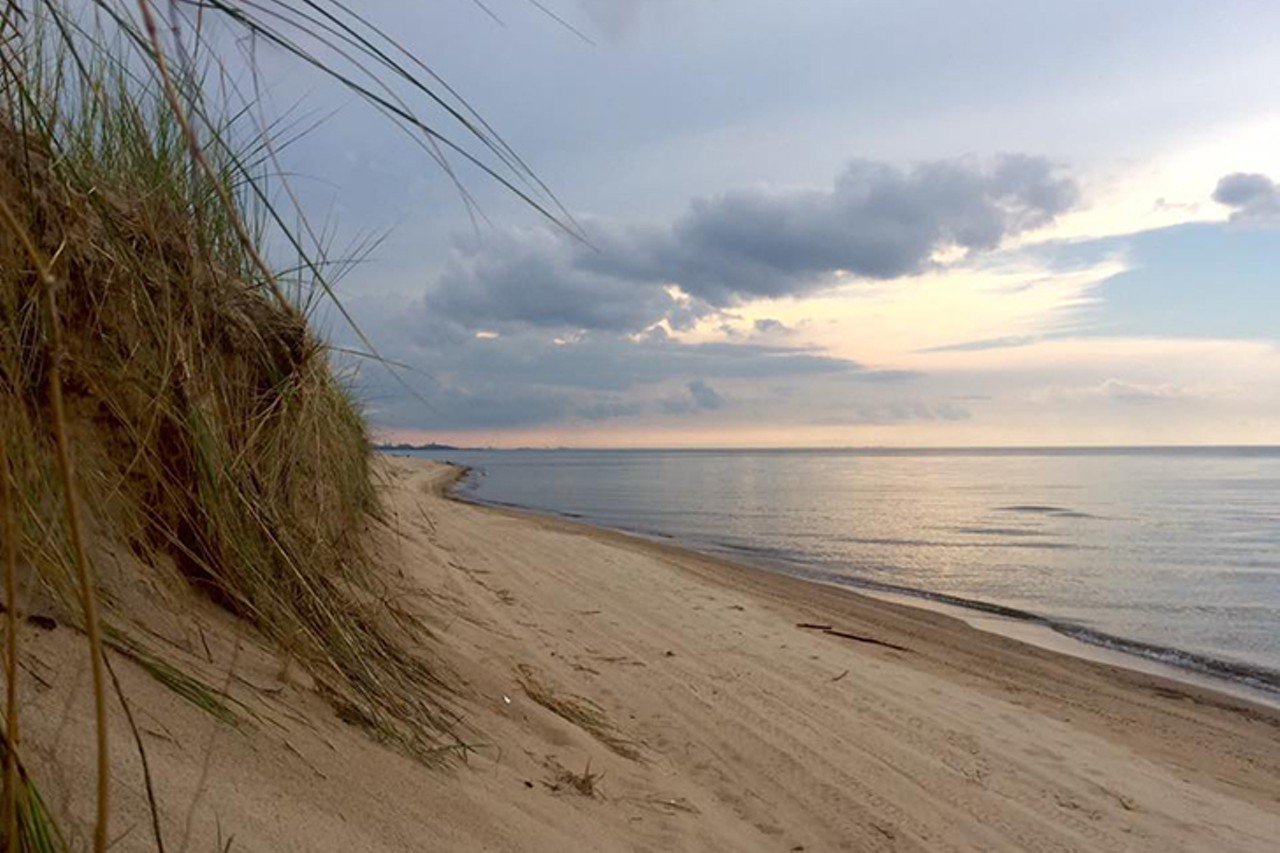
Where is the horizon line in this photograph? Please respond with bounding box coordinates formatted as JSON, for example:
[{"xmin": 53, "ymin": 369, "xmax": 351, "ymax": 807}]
[{"xmin": 377, "ymin": 442, "xmax": 1280, "ymax": 453}]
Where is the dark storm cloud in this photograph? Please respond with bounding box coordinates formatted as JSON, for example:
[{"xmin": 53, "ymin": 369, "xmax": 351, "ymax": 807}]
[
  {"xmin": 1213, "ymin": 173, "xmax": 1280, "ymax": 224},
  {"xmin": 425, "ymin": 155, "xmax": 1077, "ymax": 334}
]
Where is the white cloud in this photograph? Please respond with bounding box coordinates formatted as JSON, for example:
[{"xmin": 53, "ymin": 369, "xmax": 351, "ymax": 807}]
[{"xmin": 1036, "ymin": 378, "xmax": 1227, "ymax": 404}]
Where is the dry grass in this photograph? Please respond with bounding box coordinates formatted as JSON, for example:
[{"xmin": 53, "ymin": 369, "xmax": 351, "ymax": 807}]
[
  {"xmin": 0, "ymin": 729, "xmax": 62, "ymax": 851},
  {"xmin": 516, "ymin": 664, "xmax": 641, "ymax": 761},
  {"xmin": 545, "ymin": 758, "xmax": 604, "ymax": 798},
  {"xmin": 102, "ymin": 630, "xmax": 246, "ymax": 729},
  {"xmin": 0, "ymin": 80, "xmax": 458, "ymax": 744},
  {"xmin": 0, "ymin": 2, "xmax": 525, "ymax": 846},
  {"xmin": 0, "ymin": 0, "xmax": 576, "ymax": 846}
]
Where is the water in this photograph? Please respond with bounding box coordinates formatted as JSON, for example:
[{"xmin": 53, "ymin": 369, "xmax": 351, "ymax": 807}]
[{"xmin": 404, "ymin": 447, "xmax": 1280, "ymax": 696}]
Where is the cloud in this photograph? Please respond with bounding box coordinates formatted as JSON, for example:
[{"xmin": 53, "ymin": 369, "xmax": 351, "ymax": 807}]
[
  {"xmin": 1038, "ymin": 378, "xmax": 1221, "ymax": 404},
  {"xmin": 659, "ymin": 379, "xmax": 726, "ymax": 414},
  {"xmin": 349, "ymin": 297, "xmax": 910, "ymax": 429},
  {"xmin": 428, "ymin": 228, "xmax": 707, "ymax": 333},
  {"xmin": 917, "ymin": 333, "xmax": 1043, "ymax": 353},
  {"xmin": 753, "ymin": 317, "xmax": 789, "ymax": 334},
  {"xmin": 424, "ymin": 154, "xmax": 1078, "ymax": 334},
  {"xmin": 1213, "ymin": 173, "xmax": 1280, "ymax": 224},
  {"xmin": 810, "ymin": 401, "xmax": 972, "ymax": 425},
  {"xmin": 1095, "ymin": 378, "xmax": 1201, "ymax": 402},
  {"xmin": 686, "ymin": 379, "xmax": 723, "ymax": 410},
  {"xmin": 584, "ymin": 154, "xmax": 1078, "ymax": 305}
]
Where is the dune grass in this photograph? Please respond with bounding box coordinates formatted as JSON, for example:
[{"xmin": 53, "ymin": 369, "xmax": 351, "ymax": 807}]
[
  {"xmin": 517, "ymin": 664, "xmax": 642, "ymax": 761},
  {"xmin": 0, "ymin": 1, "xmax": 570, "ymax": 848},
  {"xmin": 0, "ymin": 728, "xmax": 63, "ymax": 853}
]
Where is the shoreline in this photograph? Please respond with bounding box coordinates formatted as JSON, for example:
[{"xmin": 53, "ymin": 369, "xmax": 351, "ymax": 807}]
[
  {"xmin": 26, "ymin": 454, "xmax": 1276, "ymax": 849},
  {"xmin": 856, "ymin": 586, "xmax": 1280, "ymax": 710},
  {"xmin": 395, "ymin": 454, "xmax": 1279, "ymax": 849},
  {"xmin": 443, "ymin": 462, "xmax": 1280, "ymax": 713}
]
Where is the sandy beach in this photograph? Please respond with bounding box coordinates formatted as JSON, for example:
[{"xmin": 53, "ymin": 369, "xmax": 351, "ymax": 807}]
[{"xmin": 20, "ymin": 456, "xmax": 1280, "ymax": 850}]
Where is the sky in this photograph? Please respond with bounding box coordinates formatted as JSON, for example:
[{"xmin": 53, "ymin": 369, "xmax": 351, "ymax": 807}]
[{"xmin": 267, "ymin": 0, "xmax": 1280, "ymax": 447}]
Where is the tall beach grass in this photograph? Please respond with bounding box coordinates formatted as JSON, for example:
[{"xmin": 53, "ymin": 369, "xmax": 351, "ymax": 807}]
[{"xmin": 1, "ymin": 1, "xmax": 564, "ymax": 847}]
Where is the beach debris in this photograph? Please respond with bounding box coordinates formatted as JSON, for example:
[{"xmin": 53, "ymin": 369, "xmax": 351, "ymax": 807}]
[
  {"xmin": 197, "ymin": 625, "xmax": 215, "ymax": 662},
  {"xmin": 0, "ymin": 603, "xmax": 59, "ymax": 631},
  {"xmin": 871, "ymin": 822, "xmax": 897, "ymax": 840},
  {"xmin": 824, "ymin": 629, "xmax": 910, "ymax": 652},
  {"xmin": 544, "ymin": 758, "xmax": 604, "ymax": 797},
  {"xmin": 592, "ymin": 653, "xmax": 646, "ymax": 667},
  {"xmin": 26, "ymin": 613, "xmax": 58, "ymax": 631},
  {"xmin": 831, "ymin": 670, "xmax": 850, "ymax": 682},
  {"xmin": 797, "ymin": 622, "xmax": 910, "ymax": 652},
  {"xmin": 283, "ymin": 739, "xmax": 328, "ymax": 780},
  {"xmin": 18, "ymin": 658, "xmax": 53, "ymax": 691},
  {"xmin": 617, "ymin": 794, "xmax": 701, "ymax": 815},
  {"xmin": 234, "ymin": 673, "xmax": 285, "ymax": 695}
]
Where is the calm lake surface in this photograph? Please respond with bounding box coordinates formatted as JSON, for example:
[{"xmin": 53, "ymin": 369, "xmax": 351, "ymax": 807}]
[{"xmin": 405, "ymin": 447, "xmax": 1280, "ymax": 694}]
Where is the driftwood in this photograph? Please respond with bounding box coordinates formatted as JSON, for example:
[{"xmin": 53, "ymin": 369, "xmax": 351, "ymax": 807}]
[{"xmin": 796, "ymin": 622, "xmax": 910, "ymax": 653}]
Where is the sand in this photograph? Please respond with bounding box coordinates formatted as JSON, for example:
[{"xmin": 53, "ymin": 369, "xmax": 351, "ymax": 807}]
[{"xmin": 16, "ymin": 456, "xmax": 1280, "ymax": 850}]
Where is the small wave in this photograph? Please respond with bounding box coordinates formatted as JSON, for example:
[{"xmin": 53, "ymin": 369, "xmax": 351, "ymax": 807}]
[
  {"xmin": 800, "ymin": 571, "xmax": 1280, "ymax": 696},
  {"xmin": 998, "ymin": 504, "xmax": 1070, "ymax": 513},
  {"xmin": 949, "ymin": 526, "xmax": 1051, "ymax": 537},
  {"xmin": 1049, "ymin": 625, "xmax": 1280, "ymax": 696},
  {"xmin": 996, "ymin": 505, "xmax": 1099, "ymax": 519},
  {"xmin": 838, "ymin": 535, "xmax": 1085, "ymax": 551}
]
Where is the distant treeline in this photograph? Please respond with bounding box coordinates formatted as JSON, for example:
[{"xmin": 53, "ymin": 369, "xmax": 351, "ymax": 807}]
[{"xmin": 374, "ymin": 442, "xmax": 462, "ymax": 452}]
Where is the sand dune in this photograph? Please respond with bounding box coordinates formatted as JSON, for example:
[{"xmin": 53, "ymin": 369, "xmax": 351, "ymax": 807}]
[{"xmin": 20, "ymin": 457, "xmax": 1280, "ymax": 850}]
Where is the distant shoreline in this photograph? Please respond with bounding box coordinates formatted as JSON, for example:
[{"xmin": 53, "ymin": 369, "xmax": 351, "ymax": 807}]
[
  {"xmin": 435, "ymin": 457, "xmax": 1280, "ymax": 710},
  {"xmin": 390, "ymin": 444, "xmax": 1280, "ymax": 455}
]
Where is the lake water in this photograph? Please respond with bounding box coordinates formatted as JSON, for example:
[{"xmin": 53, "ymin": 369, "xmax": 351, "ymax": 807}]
[{"xmin": 405, "ymin": 447, "xmax": 1280, "ymax": 696}]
